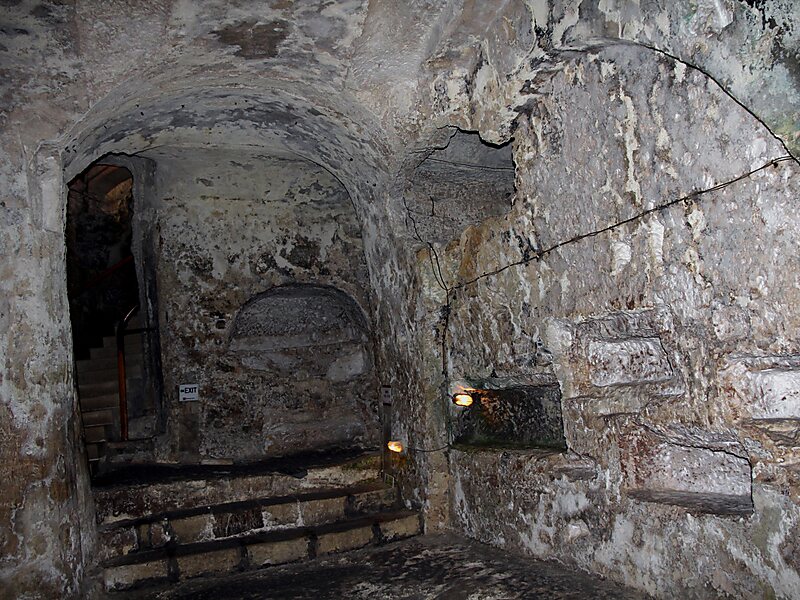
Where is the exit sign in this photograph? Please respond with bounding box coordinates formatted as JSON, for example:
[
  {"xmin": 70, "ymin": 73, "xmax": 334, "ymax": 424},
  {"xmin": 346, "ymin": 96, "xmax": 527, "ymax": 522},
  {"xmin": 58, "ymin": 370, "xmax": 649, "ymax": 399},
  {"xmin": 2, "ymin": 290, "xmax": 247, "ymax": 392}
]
[{"xmin": 179, "ymin": 383, "xmax": 199, "ymax": 402}]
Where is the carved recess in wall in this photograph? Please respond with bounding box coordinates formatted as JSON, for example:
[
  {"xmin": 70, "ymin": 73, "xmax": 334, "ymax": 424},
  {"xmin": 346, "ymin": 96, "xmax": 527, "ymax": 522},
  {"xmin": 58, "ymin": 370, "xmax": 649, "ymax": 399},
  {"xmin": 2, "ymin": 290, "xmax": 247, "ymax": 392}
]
[
  {"xmin": 717, "ymin": 354, "xmax": 800, "ymax": 499},
  {"xmin": 620, "ymin": 427, "xmax": 754, "ymax": 516},
  {"xmin": 718, "ymin": 354, "xmax": 800, "ymax": 430},
  {"xmin": 228, "ymin": 284, "xmax": 371, "ymax": 381},
  {"xmin": 546, "ymin": 307, "xmax": 686, "ymax": 417},
  {"xmin": 405, "ymin": 129, "xmax": 515, "ymax": 245},
  {"xmin": 547, "ymin": 308, "xmax": 755, "ymax": 515}
]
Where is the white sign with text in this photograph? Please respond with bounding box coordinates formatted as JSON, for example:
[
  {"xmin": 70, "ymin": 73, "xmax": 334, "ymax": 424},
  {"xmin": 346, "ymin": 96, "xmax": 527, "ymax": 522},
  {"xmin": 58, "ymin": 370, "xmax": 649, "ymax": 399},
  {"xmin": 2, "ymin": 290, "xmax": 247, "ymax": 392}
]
[{"xmin": 179, "ymin": 383, "xmax": 199, "ymax": 402}]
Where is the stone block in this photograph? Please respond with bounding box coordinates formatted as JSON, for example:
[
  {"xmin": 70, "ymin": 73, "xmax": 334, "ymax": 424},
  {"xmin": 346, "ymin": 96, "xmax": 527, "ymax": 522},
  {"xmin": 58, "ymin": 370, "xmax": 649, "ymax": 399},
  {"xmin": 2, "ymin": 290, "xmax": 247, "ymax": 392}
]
[
  {"xmin": 98, "ymin": 526, "xmax": 137, "ymax": 562},
  {"xmin": 347, "ymin": 487, "xmax": 397, "ymax": 515},
  {"xmin": 262, "ymin": 502, "xmax": 299, "ymax": 528},
  {"xmin": 303, "ymin": 454, "xmax": 382, "ymax": 489},
  {"xmin": 317, "ymin": 525, "xmax": 374, "ymax": 555},
  {"xmin": 750, "ymin": 369, "xmax": 800, "ymax": 419},
  {"xmin": 627, "ymin": 441, "xmax": 751, "ymax": 497},
  {"xmin": 587, "ymin": 338, "xmax": 673, "ymax": 387},
  {"xmin": 104, "ymin": 560, "xmax": 168, "ymax": 591},
  {"xmin": 213, "ymin": 506, "xmax": 264, "ymax": 538},
  {"xmin": 546, "ymin": 309, "xmax": 683, "ymax": 401},
  {"xmin": 380, "ymin": 514, "xmax": 421, "ymax": 541},
  {"xmin": 718, "ymin": 355, "xmax": 800, "ymax": 436},
  {"xmin": 177, "ymin": 547, "xmax": 241, "ymax": 579},
  {"xmin": 150, "ymin": 520, "xmax": 171, "ymax": 547},
  {"xmin": 137, "ymin": 520, "xmax": 170, "ymax": 548},
  {"xmin": 170, "ymin": 513, "xmax": 213, "ymax": 543},
  {"xmin": 247, "ymin": 537, "xmax": 308, "ymax": 566},
  {"xmin": 299, "ymin": 497, "xmax": 345, "ymax": 525}
]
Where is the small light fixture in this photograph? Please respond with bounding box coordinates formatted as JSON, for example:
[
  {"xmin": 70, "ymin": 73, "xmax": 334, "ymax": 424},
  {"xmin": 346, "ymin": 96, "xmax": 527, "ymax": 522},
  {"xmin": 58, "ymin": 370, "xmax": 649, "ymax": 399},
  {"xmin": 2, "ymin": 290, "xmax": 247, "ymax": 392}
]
[
  {"xmin": 452, "ymin": 393, "xmax": 474, "ymax": 407},
  {"xmin": 387, "ymin": 440, "xmax": 404, "ymax": 454}
]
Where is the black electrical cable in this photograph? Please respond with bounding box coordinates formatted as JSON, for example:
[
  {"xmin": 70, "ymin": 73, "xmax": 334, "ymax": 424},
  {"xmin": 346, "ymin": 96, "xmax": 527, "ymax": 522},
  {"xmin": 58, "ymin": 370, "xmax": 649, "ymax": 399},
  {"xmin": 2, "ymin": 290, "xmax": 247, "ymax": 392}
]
[
  {"xmin": 395, "ymin": 42, "xmax": 799, "ymax": 465},
  {"xmin": 632, "ymin": 41, "xmax": 800, "ymax": 168},
  {"xmin": 401, "ymin": 194, "xmax": 453, "ymax": 376},
  {"xmin": 404, "ymin": 444, "xmax": 451, "ymax": 453},
  {"xmin": 404, "ymin": 154, "xmax": 794, "ymax": 384},
  {"xmin": 402, "ymin": 194, "xmax": 450, "ymax": 294},
  {"xmin": 451, "ymin": 155, "xmax": 794, "ymax": 291}
]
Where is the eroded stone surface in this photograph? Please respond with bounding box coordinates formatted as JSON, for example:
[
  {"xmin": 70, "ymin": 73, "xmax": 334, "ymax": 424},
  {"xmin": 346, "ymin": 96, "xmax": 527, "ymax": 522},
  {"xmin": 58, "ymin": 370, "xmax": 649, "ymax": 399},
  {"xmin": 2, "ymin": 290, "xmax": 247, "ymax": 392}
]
[
  {"xmin": 620, "ymin": 431, "xmax": 753, "ymax": 515},
  {"xmin": 2, "ymin": 1, "xmax": 800, "ymax": 598},
  {"xmin": 397, "ymin": 43, "xmax": 800, "ymax": 600},
  {"xmin": 107, "ymin": 535, "xmax": 647, "ymax": 599},
  {"xmin": 153, "ymin": 152, "xmax": 378, "ymax": 461},
  {"xmin": 587, "ymin": 338, "xmax": 674, "ymax": 387}
]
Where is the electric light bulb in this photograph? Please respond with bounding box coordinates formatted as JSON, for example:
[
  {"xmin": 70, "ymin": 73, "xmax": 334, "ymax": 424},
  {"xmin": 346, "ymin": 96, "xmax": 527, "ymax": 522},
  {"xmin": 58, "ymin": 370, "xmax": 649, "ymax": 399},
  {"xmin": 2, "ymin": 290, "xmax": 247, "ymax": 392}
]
[
  {"xmin": 452, "ymin": 393, "xmax": 474, "ymax": 407},
  {"xmin": 387, "ymin": 440, "xmax": 404, "ymax": 453}
]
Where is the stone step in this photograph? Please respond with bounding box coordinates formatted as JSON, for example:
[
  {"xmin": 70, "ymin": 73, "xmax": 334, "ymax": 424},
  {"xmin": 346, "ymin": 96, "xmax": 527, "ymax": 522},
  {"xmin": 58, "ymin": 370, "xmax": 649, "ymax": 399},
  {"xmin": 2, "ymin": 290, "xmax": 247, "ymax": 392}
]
[
  {"xmin": 103, "ymin": 509, "xmax": 421, "ymax": 591},
  {"xmin": 103, "ymin": 335, "xmax": 147, "ymax": 349},
  {"xmin": 85, "ymin": 424, "xmax": 112, "ymax": 444},
  {"xmin": 77, "ymin": 365, "xmax": 143, "ymax": 386},
  {"xmin": 92, "ymin": 451, "xmax": 382, "ymax": 526},
  {"xmin": 127, "ymin": 415, "xmax": 157, "ymax": 440},
  {"xmin": 98, "ymin": 481, "xmax": 398, "ymax": 562},
  {"xmin": 100, "ymin": 438, "xmax": 158, "ymax": 472},
  {"xmin": 77, "ymin": 356, "xmax": 143, "ymax": 377},
  {"xmin": 80, "ymin": 393, "xmax": 120, "ymax": 412},
  {"xmin": 90, "ymin": 439, "xmax": 159, "ymax": 480},
  {"xmin": 82, "ymin": 407, "xmax": 118, "ymax": 427},
  {"xmin": 87, "ymin": 442, "xmax": 104, "ymax": 461},
  {"xmin": 78, "ymin": 379, "xmax": 119, "ymax": 398}
]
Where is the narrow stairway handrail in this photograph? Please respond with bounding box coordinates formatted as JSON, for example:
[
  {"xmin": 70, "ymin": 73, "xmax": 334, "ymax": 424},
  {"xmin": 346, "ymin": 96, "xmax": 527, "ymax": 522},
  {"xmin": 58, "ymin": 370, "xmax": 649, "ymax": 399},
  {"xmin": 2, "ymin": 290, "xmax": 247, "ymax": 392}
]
[{"xmin": 116, "ymin": 304, "xmax": 139, "ymax": 441}]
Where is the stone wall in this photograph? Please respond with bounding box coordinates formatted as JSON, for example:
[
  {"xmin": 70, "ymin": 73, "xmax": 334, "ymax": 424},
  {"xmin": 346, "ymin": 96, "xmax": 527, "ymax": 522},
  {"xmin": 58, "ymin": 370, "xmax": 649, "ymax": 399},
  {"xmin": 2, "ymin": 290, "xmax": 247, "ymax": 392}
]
[
  {"xmin": 0, "ymin": 144, "xmax": 95, "ymax": 598},
  {"xmin": 152, "ymin": 151, "xmax": 379, "ymax": 462},
  {"xmin": 398, "ymin": 45, "xmax": 800, "ymax": 598},
  {"xmin": 0, "ymin": 1, "xmax": 798, "ymax": 597}
]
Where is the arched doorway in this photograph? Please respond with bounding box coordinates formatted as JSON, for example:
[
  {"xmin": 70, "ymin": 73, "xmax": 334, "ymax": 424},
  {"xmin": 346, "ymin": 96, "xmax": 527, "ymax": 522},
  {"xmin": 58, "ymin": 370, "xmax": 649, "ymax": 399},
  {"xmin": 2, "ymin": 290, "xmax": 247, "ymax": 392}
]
[{"xmin": 66, "ymin": 160, "xmax": 162, "ymax": 475}]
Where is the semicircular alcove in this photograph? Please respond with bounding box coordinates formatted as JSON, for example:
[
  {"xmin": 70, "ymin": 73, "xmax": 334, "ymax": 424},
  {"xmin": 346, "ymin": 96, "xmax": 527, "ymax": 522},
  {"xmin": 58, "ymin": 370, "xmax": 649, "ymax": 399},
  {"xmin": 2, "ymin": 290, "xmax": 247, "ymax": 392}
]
[{"xmin": 230, "ymin": 284, "xmax": 371, "ymax": 381}]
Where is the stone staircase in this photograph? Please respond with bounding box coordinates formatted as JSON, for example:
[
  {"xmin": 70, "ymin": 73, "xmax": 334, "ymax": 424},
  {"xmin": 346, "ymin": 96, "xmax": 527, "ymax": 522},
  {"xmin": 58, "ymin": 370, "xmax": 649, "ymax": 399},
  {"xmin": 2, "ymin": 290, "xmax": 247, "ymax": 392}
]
[
  {"xmin": 95, "ymin": 451, "xmax": 421, "ymax": 592},
  {"xmin": 76, "ymin": 315, "xmax": 155, "ymax": 474}
]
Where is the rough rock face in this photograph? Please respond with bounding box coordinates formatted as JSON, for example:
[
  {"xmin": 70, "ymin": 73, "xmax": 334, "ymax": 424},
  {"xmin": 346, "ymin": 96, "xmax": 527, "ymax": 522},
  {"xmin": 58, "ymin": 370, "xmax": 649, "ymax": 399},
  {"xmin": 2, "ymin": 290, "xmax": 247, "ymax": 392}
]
[
  {"xmin": 400, "ymin": 45, "xmax": 800, "ymax": 598},
  {"xmin": 1, "ymin": 1, "xmax": 799, "ymax": 598},
  {"xmin": 153, "ymin": 152, "xmax": 378, "ymax": 462}
]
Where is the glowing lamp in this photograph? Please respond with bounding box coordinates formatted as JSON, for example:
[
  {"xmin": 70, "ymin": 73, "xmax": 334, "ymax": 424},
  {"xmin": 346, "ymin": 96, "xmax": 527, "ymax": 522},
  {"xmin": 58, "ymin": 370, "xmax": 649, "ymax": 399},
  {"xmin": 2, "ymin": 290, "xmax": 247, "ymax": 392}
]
[
  {"xmin": 452, "ymin": 393, "xmax": 474, "ymax": 407},
  {"xmin": 387, "ymin": 440, "xmax": 404, "ymax": 454}
]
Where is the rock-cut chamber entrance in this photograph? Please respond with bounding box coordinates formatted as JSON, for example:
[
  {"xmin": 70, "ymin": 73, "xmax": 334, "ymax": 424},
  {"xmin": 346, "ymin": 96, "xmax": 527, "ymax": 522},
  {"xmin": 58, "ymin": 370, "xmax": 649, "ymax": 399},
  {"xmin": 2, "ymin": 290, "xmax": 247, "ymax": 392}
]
[
  {"xmin": 66, "ymin": 161, "xmax": 162, "ymax": 475},
  {"xmin": 81, "ymin": 150, "xmax": 400, "ymax": 592}
]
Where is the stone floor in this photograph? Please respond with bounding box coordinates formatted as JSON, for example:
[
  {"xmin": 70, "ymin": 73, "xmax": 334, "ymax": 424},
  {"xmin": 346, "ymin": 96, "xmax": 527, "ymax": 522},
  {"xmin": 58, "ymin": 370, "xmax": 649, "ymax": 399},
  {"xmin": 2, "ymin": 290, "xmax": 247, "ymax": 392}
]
[{"xmin": 112, "ymin": 534, "xmax": 649, "ymax": 599}]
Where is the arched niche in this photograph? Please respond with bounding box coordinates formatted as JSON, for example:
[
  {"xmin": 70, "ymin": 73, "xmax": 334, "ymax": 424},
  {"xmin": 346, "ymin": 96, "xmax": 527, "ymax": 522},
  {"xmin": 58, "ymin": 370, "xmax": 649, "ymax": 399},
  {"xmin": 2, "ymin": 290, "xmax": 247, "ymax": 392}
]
[{"xmin": 229, "ymin": 284, "xmax": 371, "ymax": 382}]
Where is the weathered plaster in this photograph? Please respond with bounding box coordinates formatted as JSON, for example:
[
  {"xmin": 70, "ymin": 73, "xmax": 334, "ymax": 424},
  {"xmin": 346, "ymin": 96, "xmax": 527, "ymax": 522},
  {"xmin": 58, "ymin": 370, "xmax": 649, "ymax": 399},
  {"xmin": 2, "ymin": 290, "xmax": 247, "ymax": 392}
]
[
  {"xmin": 152, "ymin": 151, "xmax": 379, "ymax": 462},
  {"xmin": 400, "ymin": 45, "xmax": 800, "ymax": 598},
  {"xmin": 1, "ymin": 1, "xmax": 798, "ymax": 597}
]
